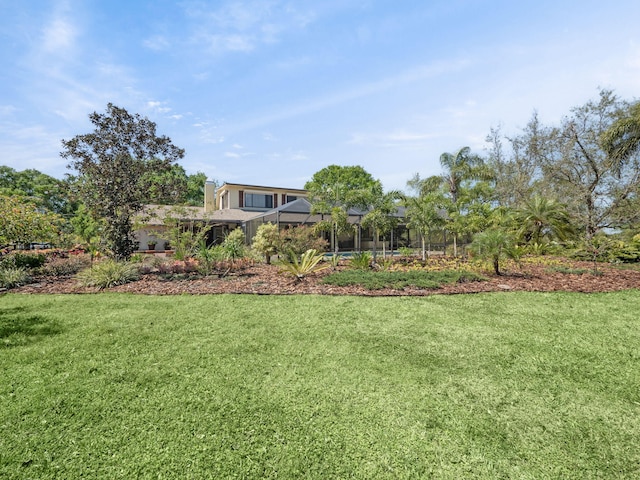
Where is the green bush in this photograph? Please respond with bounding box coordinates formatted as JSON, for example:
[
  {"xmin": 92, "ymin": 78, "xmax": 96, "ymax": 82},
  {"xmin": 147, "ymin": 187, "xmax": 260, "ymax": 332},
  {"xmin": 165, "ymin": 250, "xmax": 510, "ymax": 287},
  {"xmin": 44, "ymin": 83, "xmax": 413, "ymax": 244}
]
[
  {"xmin": 609, "ymin": 240, "xmax": 640, "ymax": 263},
  {"xmin": 76, "ymin": 260, "xmax": 140, "ymax": 289},
  {"xmin": 398, "ymin": 246, "xmax": 414, "ymax": 258},
  {"xmin": 195, "ymin": 242, "xmax": 225, "ymax": 275},
  {"xmin": 0, "ymin": 266, "xmax": 30, "ymax": 289},
  {"xmin": 322, "ymin": 269, "xmax": 484, "ymax": 290},
  {"xmin": 0, "ymin": 252, "xmax": 46, "ymax": 270},
  {"xmin": 349, "ymin": 251, "xmax": 372, "ymax": 270},
  {"xmin": 222, "ymin": 229, "xmax": 247, "ymax": 263},
  {"xmin": 278, "ymin": 226, "xmax": 328, "ymax": 257}
]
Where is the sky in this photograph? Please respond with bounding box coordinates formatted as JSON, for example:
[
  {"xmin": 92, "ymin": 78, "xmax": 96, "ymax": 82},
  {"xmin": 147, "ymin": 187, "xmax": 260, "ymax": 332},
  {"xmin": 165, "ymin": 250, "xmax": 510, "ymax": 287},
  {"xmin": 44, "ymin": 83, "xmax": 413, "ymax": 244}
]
[{"xmin": 1, "ymin": 0, "xmax": 640, "ymax": 192}]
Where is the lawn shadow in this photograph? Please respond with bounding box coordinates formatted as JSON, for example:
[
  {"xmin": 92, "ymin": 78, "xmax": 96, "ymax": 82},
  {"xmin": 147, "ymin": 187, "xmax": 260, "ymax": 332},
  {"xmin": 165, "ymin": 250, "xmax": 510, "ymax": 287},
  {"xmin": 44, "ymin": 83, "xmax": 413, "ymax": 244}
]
[{"xmin": 0, "ymin": 306, "xmax": 64, "ymax": 347}]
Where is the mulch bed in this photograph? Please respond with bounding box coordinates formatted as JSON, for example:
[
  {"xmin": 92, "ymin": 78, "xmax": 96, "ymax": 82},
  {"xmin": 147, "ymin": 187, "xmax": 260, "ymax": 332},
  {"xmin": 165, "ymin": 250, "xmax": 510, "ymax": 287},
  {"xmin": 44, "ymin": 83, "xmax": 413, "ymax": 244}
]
[{"xmin": 12, "ymin": 258, "xmax": 640, "ymax": 296}]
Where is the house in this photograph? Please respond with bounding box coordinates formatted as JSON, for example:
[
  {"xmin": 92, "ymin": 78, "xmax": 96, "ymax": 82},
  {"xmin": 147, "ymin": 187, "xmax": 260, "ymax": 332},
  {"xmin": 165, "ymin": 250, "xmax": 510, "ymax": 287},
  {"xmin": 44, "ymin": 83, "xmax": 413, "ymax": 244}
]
[
  {"xmin": 214, "ymin": 182, "xmax": 308, "ymax": 211},
  {"xmin": 136, "ymin": 180, "xmax": 419, "ymax": 253},
  {"xmin": 136, "ymin": 181, "xmax": 311, "ymax": 251}
]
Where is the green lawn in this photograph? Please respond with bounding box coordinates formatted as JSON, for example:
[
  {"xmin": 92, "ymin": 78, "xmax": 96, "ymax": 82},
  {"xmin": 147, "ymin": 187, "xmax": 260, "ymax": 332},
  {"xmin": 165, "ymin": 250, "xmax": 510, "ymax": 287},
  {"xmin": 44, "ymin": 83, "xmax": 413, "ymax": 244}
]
[{"xmin": 1, "ymin": 292, "xmax": 639, "ymax": 479}]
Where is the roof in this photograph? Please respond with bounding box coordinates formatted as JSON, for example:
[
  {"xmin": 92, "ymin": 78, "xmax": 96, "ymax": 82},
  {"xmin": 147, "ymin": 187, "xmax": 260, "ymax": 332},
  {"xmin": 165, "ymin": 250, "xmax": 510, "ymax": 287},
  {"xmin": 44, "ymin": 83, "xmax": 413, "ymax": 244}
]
[
  {"xmin": 139, "ymin": 205, "xmax": 260, "ymax": 225},
  {"xmin": 217, "ymin": 182, "xmax": 308, "ymax": 194}
]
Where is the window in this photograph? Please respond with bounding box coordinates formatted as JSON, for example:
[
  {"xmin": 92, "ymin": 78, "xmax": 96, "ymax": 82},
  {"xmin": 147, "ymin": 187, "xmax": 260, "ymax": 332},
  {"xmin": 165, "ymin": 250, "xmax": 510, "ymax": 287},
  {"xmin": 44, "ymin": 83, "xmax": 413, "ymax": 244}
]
[
  {"xmin": 285, "ymin": 195, "xmax": 297, "ymax": 203},
  {"xmin": 244, "ymin": 193, "xmax": 273, "ymax": 208}
]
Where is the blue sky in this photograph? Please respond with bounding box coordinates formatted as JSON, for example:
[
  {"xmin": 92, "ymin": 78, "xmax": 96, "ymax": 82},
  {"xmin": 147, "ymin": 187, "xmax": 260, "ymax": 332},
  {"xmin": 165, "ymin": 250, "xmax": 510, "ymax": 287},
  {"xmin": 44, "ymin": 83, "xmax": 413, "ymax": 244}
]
[{"xmin": 1, "ymin": 1, "xmax": 640, "ymax": 192}]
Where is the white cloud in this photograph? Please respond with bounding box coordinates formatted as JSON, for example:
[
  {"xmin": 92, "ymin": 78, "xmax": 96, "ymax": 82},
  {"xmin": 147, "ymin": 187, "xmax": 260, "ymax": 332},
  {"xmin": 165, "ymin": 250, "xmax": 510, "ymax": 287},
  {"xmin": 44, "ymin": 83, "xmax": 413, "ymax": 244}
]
[
  {"xmin": 41, "ymin": 16, "xmax": 77, "ymax": 54},
  {"xmin": 0, "ymin": 105, "xmax": 18, "ymax": 116},
  {"xmin": 183, "ymin": 0, "xmax": 319, "ymax": 55},
  {"xmin": 348, "ymin": 130, "xmax": 440, "ymax": 147},
  {"xmin": 143, "ymin": 35, "xmax": 170, "ymax": 51},
  {"xmin": 224, "ymin": 151, "xmax": 241, "ymax": 158}
]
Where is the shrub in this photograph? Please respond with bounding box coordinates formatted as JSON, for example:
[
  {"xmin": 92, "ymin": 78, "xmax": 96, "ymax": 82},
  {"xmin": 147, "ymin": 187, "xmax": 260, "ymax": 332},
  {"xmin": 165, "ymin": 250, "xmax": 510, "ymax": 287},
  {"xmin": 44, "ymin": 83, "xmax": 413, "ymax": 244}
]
[
  {"xmin": 222, "ymin": 229, "xmax": 247, "ymax": 263},
  {"xmin": 607, "ymin": 239, "xmax": 640, "ymax": 263},
  {"xmin": 376, "ymin": 257, "xmax": 394, "ymax": 271},
  {"xmin": 349, "ymin": 251, "xmax": 372, "ymax": 270},
  {"xmin": 398, "ymin": 246, "xmax": 414, "ymax": 258},
  {"xmin": 76, "ymin": 260, "xmax": 140, "ymax": 289},
  {"xmin": 0, "ymin": 267, "xmax": 30, "ymax": 289},
  {"xmin": 195, "ymin": 241, "xmax": 224, "ymax": 275},
  {"xmin": 252, "ymin": 223, "xmax": 279, "ymax": 264},
  {"xmin": 129, "ymin": 253, "xmax": 145, "ymax": 264},
  {"xmin": 278, "ymin": 226, "xmax": 328, "ymax": 257},
  {"xmin": 0, "ymin": 252, "xmax": 46, "ymax": 270},
  {"xmin": 36, "ymin": 256, "xmax": 90, "ymax": 277}
]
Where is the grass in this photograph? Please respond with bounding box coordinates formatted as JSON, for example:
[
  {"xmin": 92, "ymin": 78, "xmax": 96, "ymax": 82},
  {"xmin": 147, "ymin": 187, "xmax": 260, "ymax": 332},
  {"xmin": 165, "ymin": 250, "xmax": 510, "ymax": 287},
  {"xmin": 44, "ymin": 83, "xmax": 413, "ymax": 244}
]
[
  {"xmin": 322, "ymin": 269, "xmax": 485, "ymax": 289},
  {"xmin": 1, "ymin": 292, "xmax": 639, "ymax": 478}
]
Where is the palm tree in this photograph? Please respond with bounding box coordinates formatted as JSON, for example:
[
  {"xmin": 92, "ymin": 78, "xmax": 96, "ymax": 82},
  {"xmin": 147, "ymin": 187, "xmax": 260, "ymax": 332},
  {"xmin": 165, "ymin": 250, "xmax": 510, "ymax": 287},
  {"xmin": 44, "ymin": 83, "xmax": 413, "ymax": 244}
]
[
  {"xmin": 361, "ymin": 190, "xmax": 403, "ymax": 262},
  {"xmin": 469, "ymin": 228, "xmax": 515, "ymax": 275},
  {"xmin": 602, "ymin": 101, "xmax": 640, "ymax": 168},
  {"xmin": 438, "ymin": 147, "xmax": 493, "ymax": 256},
  {"xmin": 404, "ymin": 193, "xmax": 445, "ymax": 261},
  {"xmin": 516, "ymin": 196, "xmax": 573, "ymax": 245}
]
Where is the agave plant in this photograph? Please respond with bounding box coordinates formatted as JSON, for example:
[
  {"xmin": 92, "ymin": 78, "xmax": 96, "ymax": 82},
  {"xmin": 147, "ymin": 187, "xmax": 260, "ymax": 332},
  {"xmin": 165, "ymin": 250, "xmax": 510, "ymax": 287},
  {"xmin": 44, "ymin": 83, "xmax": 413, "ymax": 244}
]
[{"xmin": 278, "ymin": 249, "xmax": 329, "ymax": 281}]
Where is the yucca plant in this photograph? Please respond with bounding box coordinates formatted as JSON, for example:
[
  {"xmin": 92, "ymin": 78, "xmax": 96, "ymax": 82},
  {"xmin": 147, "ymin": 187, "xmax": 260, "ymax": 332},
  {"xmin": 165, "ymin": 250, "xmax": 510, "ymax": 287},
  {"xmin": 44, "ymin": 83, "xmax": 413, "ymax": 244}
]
[
  {"xmin": 76, "ymin": 260, "xmax": 140, "ymax": 289},
  {"xmin": 278, "ymin": 249, "xmax": 329, "ymax": 281}
]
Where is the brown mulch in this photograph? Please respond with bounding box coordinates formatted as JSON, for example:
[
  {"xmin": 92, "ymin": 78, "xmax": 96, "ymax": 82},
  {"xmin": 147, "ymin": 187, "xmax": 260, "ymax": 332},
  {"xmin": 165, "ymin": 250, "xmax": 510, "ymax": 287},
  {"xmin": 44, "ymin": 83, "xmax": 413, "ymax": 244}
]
[{"xmin": 12, "ymin": 258, "xmax": 640, "ymax": 296}]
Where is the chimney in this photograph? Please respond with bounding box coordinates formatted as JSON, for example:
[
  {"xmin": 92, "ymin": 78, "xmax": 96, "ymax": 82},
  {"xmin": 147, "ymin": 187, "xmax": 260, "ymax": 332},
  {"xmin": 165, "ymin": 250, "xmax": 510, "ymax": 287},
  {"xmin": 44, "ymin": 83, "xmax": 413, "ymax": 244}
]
[{"xmin": 204, "ymin": 180, "xmax": 216, "ymax": 212}]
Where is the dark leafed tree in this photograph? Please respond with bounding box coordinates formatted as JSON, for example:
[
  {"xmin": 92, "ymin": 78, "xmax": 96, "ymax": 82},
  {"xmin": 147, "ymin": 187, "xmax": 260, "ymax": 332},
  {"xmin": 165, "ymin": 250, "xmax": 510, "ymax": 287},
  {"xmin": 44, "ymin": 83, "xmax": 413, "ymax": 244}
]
[{"xmin": 61, "ymin": 103, "xmax": 185, "ymax": 260}]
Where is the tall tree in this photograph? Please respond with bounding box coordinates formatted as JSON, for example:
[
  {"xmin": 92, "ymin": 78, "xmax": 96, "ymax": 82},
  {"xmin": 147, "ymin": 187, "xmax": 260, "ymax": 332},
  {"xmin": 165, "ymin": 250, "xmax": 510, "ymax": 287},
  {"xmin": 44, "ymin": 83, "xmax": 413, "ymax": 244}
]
[
  {"xmin": 0, "ymin": 166, "xmax": 73, "ymax": 214},
  {"xmin": 488, "ymin": 90, "xmax": 640, "ymax": 239},
  {"xmin": 61, "ymin": 103, "xmax": 185, "ymax": 260},
  {"xmin": 305, "ymin": 165, "xmax": 380, "ymax": 254},
  {"xmin": 0, "ymin": 195, "xmax": 62, "ymax": 247},
  {"xmin": 144, "ymin": 165, "xmax": 209, "ymax": 206},
  {"xmin": 602, "ymin": 101, "xmax": 640, "ymax": 165},
  {"xmin": 419, "ymin": 147, "xmax": 493, "ymax": 256},
  {"xmin": 403, "ymin": 192, "xmax": 445, "ymax": 260},
  {"xmin": 361, "ymin": 189, "xmax": 402, "ymax": 262},
  {"xmin": 541, "ymin": 91, "xmax": 640, "ymax": 238}
]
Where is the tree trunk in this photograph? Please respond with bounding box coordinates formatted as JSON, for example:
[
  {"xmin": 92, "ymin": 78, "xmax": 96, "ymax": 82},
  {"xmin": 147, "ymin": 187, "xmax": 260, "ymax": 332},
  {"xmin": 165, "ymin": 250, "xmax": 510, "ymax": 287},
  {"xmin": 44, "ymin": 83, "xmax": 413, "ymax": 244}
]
[
  {"xmin": 421, "ymin": 236, "xmax": 426, "ymax": 261},
  {"xmin": 493, "ymin": 257, "xmax": 501, "ymax": 275},
  {"xmin": 372, "ymin": 230, "xmax": 378, "ymax": 262}
]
